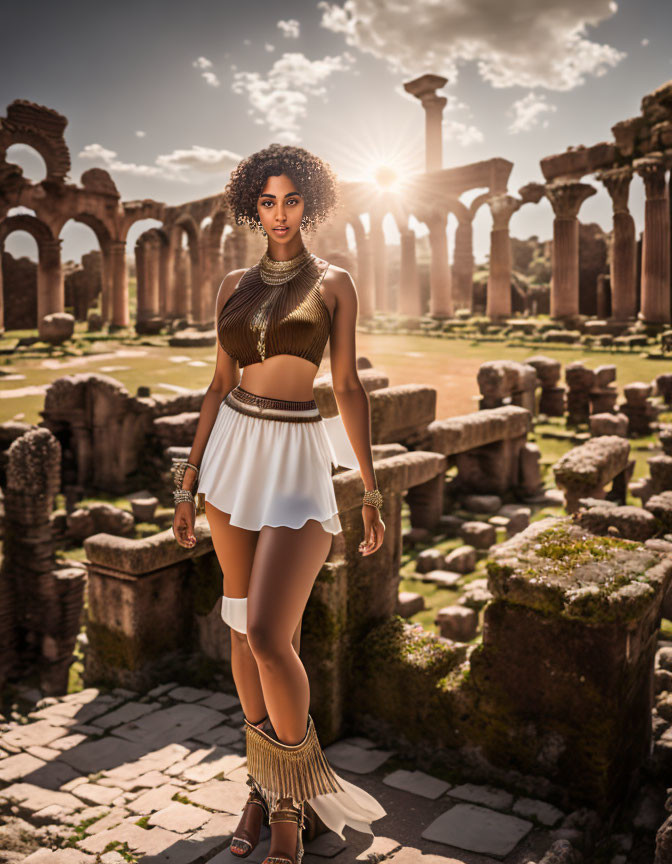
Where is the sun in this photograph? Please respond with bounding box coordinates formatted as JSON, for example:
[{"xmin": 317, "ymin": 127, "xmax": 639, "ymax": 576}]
[
  {"xmin": 324, "ymin": 110, "xmax": 424, "ymax": 201},
  {"xmin": 373, "ymin": 165, "xmax": 400, "ymax": 191}
]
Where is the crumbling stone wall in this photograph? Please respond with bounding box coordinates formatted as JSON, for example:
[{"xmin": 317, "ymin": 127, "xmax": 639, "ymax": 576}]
[{"xmin": 1, "ymin": 427, "xmax": 85, "ymax": 695}]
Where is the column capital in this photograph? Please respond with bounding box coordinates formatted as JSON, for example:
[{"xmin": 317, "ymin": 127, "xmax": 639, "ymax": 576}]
[
  {"xmin": 595, "ymin": 166, "xmax": 633, "ymax": 214},
  {"xmin": 421, "ymin": 94, "xmax": 447, "ymax": 112},
  {"xmin": 545, "ymin": 181, "xmax": 597, "ymax": 220},
  {"xmin": 487, "ymin": 194, "xmax": 521, "ymax": 230},
  {"xmin": 633, "ymin": 155, "xmax": 667, "ymax": 199}
]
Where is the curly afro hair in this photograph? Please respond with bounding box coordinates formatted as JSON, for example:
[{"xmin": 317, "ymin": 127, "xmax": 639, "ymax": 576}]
[{"xmin": 224, "ymin": 143, "xmax": 339, "ymax": 234}]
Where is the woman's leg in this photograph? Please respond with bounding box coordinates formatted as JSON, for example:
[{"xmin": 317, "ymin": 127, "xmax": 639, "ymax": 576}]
[
  {"xmin": 206, "ymin": 501, "xmax": 303, "ymax": 722},
  {"xmin": 246, "ymin": 519, "xmax": 333, "ymax": 744},
  {"xmin": 246, "ymin": 518, "xmax": 333, "ymax": 861},
  {"xmin": 205, "ymin": 501, "xmax": 267, "ymax": 721}
]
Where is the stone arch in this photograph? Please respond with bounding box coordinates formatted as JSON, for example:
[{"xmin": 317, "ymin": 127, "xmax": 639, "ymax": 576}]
[
  {"xmin": 60, "ymin": 213, "xmax": 112, "ymax": 321},
  {"xmin": 0, "ymin": 100, "xmax": 70, "ymax": 184},
  {"xmin": 5, "ymin": 142, "xmax": 48, "ymax": 185},
  {"xmin": 0, "ymin": 213, "xmax": 61, "ymax": 330}
]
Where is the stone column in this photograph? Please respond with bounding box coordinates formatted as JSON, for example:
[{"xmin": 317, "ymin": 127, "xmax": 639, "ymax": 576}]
[
  {"xmin": 158, "ymin": 242, "xmax": 170, "ymax": 318},
  {"xmin": 544, "ymin": 181, "xmax": 597, "ymax": 319},
  {"xmin": 163, "ymin": 241, "xmax": 179, "ymax": 318},
  {"xmin": 370, "ymin": 212, "xmax": 388, "ymax": 313},
  {"xmin": 634, "ymin": 155, "xmax": 671, "ymax": 324},
  {"xmin": 197, "ymin": 237, "xmax": 213, "ymax": 325},
  {"xmin": 398, "ymin": 228, "xmax": 422, "ymax": 317},
  {"xmin": 145, "ymin": 234, "xmax": 161, "ymax": 319},
  {"xmin": 205, "ymin": 240, "xmax": 223, "ymax": 321},
  {"xmin": 100, "ymin": 243, "xmax": 112, "ymax": 323},
  {"xmin": 486, "ymin": 195, "xmax": 520, "ymax": 319},
  {"xmin": 109, "ymin": 239, "xmax": 129, "ymax": 328},
  {"xmin": 423, "ymin": 94, "xmax": 448, "ymax": 172},
  {"xmin": 189, "ymin": 243, "xmax": 204, "ymax": 324},
  {"xmin": 174, "ymin": 246, "xmax": 190, "ymax": 319},
  {"xmin": 597, "ymin": 167, "xmax": 637, "ymax": 321},
  {"xmin": 426, "ymin": 209, "xmax": 453, "ymax": 318},
  {"xmin": 38, "ymin": 238, "xmax": 64, "ymax": 321},
  {"xmin": 134, "ymin": 239, "xmax": 147, "ymax": 323},
  {"xmin": 355, "ymin": 229, "xmax": 375, "ymax": 319},
  {"xmin": 402, "ymin": 74, "xmax": 449, "ymax": 171},
  {"xmin": 452, "ymin": 219, "xmax": 474, "ymax": 311}
]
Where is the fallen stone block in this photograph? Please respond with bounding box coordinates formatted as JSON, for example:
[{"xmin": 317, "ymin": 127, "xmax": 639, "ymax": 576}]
[
  {"xmin": 397, "ymin": 591, "xmax": 425, "ymax": 618},
  {"xmin": 553, "ymin": 436, "xmax": 631, "ymax": 513},
  {"xmin": 459, "ymin": 521, "xmax": 496, "ymax": 550},
  {"xmin": 445, "ymin": 545, "xmax": 477, "ymax": 574},
  {"xmin": 576, "ymin": 505, "xmax": 658, "ymax": 541},
  {"xmin": 435, "ymin": 606, "xmax": 478, "ymax": 642}
]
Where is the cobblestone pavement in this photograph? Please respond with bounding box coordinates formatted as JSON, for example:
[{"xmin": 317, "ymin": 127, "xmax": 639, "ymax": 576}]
[{"xmin": 0, "ymin": 684, "xmax": 585, "ymax": 864}]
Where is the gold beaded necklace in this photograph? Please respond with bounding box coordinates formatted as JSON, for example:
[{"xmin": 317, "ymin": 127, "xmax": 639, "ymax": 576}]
[{"xmin": 259, "ymin": 247, "xmax": 312, "ymax": 285}]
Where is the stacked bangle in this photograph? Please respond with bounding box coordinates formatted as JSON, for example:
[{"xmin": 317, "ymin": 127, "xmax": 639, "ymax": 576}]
[{"xmin": 172, "ymin": 459, "xmax": 205, "ymax": 514}]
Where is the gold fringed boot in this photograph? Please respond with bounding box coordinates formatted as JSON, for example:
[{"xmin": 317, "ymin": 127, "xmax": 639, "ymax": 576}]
[{"xmin": 245, "ymin": 713, "xmax": 344, "ymax": 864}]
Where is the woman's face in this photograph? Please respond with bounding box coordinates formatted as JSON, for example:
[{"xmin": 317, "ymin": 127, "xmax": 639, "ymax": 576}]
[{"xmin": 256, "ymin": 173, "xmax": 305, "ymax": 243}]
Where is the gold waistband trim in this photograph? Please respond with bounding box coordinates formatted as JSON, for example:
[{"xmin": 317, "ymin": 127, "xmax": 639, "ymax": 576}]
[
  {"xmin": 245, "ymin": 713, "xmax": 343, "ymax": 801},
  {"xmin": 233, "ymin": 386, "xmax": 318, "ymax": 411},
  {"xmin": 225, "ymin": 388, "xmax": 322, "ymax": 423}
]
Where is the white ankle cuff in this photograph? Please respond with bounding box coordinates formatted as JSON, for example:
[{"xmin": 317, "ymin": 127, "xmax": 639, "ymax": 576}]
[{"xmin": 221, "ymin": 595, "xmax": 248, "ymax": 634}]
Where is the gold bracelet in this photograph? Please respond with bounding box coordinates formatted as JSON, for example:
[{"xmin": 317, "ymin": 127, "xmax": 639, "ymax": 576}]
[{"xmin": 362, "ymin": 488, "xmax": 383, "ymax": 511}]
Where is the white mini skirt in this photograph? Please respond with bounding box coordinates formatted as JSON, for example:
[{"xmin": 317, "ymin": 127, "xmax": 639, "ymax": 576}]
[{"xmin": 196, "ymin": 386, "xmax": 359, "ymax": 535}]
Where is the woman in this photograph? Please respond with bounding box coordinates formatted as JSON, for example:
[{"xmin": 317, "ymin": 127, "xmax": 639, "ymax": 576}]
[{"xmin": 172, "ymin": 143, "xmax": 386, "ymax": 864}]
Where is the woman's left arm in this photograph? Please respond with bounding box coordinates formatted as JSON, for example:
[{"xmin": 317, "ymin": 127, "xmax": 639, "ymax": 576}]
[{"xmin": 328, "ymin": 270, "xmax": 384, "ymax": 556}]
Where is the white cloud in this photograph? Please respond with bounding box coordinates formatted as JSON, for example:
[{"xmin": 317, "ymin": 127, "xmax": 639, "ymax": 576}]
[
  {"xmin": 507, "ymin": 92, "xmax": 558, "ymax": 133},
  {"xmin": 265, "ymin": 43, "xmax": 275, "ymax": 52},
  {"xmin": 192, "ymin": 56, "xmax": 220, "ymax": 87},
  {"xmin": 156, "ymin": 145, "xmax": 240, "ymax": 174},
  {"xmin": 443, "ymin": 121, "xmax": 484, "ymax": 147},
  {"xmin": 318, "ymin": 0, "xmax": 625, "ymax": 91},
  {"xmin": 231, "ymin": 51, "xmax": 356, "ymax": 142},
  {"xmin": 78, "ymin": 143, "xmax": 241, "ymax": 182},
  {"xmin": 135, "ymin": 130, "xmax": 146, "ymax": 138},
  {"xmin": 278, "ymin": 19, "xmax": 301, "ymax": 39}
]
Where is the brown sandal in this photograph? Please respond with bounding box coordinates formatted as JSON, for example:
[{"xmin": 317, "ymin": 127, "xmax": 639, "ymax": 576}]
[
  {"xmin": 230, "ymin": 773, "xmax": 270, "ymax": 857},
  {"xmin": 261, "ymin": 799, "xmax": 305, "ymax": 864}
]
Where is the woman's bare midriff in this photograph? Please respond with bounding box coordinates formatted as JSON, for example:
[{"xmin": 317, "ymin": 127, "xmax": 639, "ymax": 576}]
[{"xmin": 238, "ymin": 353, "xmax": 322, "ymax": 402}]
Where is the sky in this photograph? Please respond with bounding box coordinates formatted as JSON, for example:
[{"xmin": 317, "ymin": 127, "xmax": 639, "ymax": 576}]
[{"xmin": 3, "ymin": 0, "xmax": 672, "ymax": 267}]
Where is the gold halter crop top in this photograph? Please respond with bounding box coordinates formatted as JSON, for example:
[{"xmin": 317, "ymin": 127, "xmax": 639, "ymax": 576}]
[{"xmin": 217, "ymin": 254, "xmax": 332, "ymax": 368}]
